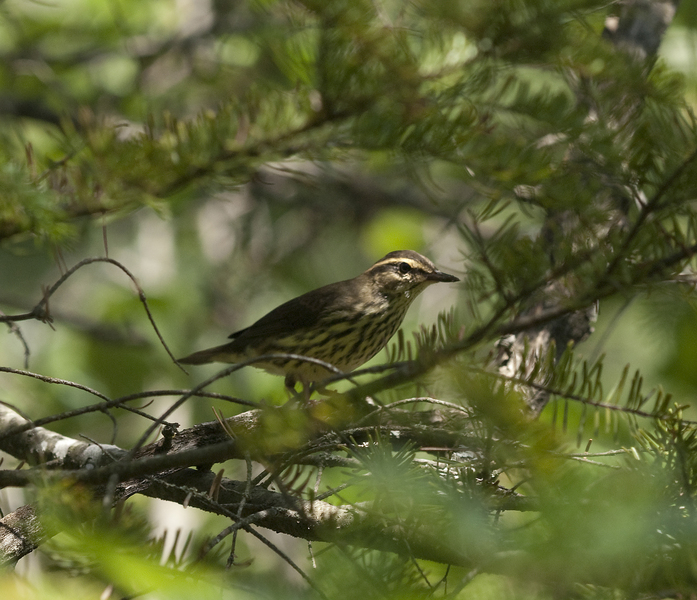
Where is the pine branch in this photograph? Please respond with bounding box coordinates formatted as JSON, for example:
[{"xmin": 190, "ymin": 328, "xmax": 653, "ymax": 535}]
[{"xmin": 491, "ymin": 0, "xmax": 681, "ymax": 415}]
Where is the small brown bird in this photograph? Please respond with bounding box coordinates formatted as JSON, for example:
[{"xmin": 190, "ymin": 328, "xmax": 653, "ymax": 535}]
[{"xmin": 179, "ymin": 250, "xmax": 459, "ymax": 390}]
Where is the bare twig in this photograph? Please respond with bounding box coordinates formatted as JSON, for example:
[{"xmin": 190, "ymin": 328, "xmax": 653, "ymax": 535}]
[
  {"xmin": 0, "ymin": 389, "xmax": 253, "ymax": 441},
  {"xmin": 0, "ymin": 257, "xmax": 182, "ymax": 371},
  {"xmin": 128, "ymin": 352, "xmax": 348, "ymax": 457},
  {"xmin": 0, "ymin": 367, "xmax": 160, "ymax": 424},
  {"xmin": 0, "ymin": 309, "xmax": 30, "ymax": 368}
]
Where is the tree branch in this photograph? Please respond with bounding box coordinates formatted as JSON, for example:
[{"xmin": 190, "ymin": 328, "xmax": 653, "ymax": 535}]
[
  {"xmin": 0, "ymin": 505, "xmax": 48, "ymax": 567},
  {"xmin": 494, "ymin": 0, "xmax": 681, "ymax": 415},
  {"xmin": 0, "ymin": 400, "xmax": 533, "ymax": 568}
]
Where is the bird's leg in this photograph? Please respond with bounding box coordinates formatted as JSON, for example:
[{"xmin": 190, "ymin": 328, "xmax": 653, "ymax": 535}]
[
  {"xmin": 299, "ymin": 377, "xmax": 314, "ymax": 403},
  {"xmin": 312, "ymin": 384, "xmax": 339, "ymax": 397},
  {"xmin": 284, "ymin": 373, "xmax": 301, "ymax": 402},
  {"xmin": 284, "ymin": 374, "xmax": 314, "ymax": 404}
]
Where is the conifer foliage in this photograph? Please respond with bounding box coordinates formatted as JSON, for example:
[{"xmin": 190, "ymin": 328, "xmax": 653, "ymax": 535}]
[{"xmin": 1, "ymin": 1, "xmax": 697, "ymax": 598}]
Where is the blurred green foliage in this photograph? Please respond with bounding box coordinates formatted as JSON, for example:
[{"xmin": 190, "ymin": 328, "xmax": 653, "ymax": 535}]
[{"xmin": 2, "ymin": 0, "xmax": 697, "ymax": 598}]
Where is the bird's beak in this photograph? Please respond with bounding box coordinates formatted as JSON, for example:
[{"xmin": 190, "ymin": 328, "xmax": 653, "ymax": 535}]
[{"xmin": 427, "ymin": 270, "xmax": 460, "ymax": 283}]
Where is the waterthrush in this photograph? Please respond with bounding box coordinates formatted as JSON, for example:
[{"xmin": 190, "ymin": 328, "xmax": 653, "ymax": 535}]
[{"xmin": 179, "ymin": 250, "xmax": 459, "ymax": 390}]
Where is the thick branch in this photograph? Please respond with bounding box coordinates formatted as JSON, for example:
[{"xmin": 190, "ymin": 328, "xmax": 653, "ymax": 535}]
[
  {"xmin": 0, "ymin": 403, "xmax": 125, "ymax": 468},
  {"xmin": 0, "ymin": 402, "xmax": 532, "ymax": 568},
  {"xmin": 0, "ymin": 399, "xmax": 481, "ymax": 490},
  {"xmin": 603, "ymin": 0, "xmax": 680, "ymax": 63},
  {"xmin": 0, "ymin": 504, "xmax": 48, "ymax": 567}
]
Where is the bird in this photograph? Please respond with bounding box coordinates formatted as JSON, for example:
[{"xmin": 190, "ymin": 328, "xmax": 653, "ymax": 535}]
[{"xmin": 178, "ymin": 250, "xmax": 459, "ymax": 391}]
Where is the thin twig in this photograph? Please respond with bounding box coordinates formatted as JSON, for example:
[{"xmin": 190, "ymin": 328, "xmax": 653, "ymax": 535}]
[
  {"xmin": 477, "ymin": 367, "xmax": 697, "ymax": 424},
  {"xmin": 0, "ymin": 389, "xmax": 252, "ymax": 441},
  {"xmin": 0, "ymin": 257, "xmax": 183, "ymax": 372},
  {"xmin": 0, "ymin": 366, "xmax": 110, "ymax": 401},
  {"xmin": 0, "ymin": 367, "xmax": 162, "ymax": 427},
  {"xmin": 227, "ymin": 453, "xmax": 253, "ymax": 569},
  {"xmin": 0, "ymin": 309, "xmax": 30, "ymax": 368},
  {"xmin": 603, "ymin": 146, "xmax": 697, "ymax": 281},
  {"xmin": 152, "ymin": 476, "xmax": 329, "ymax": 598},
  {"xmin": 128, "ymin": 353, "xmax": 348, "ymax": 457}
]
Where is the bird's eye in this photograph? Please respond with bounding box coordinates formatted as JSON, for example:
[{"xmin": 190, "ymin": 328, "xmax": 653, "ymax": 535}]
[{"xmin": 398, "ymin": 262, "xmax": 412, "ymax": 275}]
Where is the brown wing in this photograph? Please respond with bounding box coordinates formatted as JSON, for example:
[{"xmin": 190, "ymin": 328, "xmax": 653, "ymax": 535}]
[
  {"xmin": 226, "ymin": 279, "xmax": 352, "ymax": 348},
  {"xmin": 178, "ymin": 278, "xmax": 359, "ymax": 365}
]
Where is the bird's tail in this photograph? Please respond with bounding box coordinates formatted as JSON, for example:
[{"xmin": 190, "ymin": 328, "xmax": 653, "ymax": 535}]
[{"xmin": 177, "ymin": 343, "xmax": 238, "ymax": 365}]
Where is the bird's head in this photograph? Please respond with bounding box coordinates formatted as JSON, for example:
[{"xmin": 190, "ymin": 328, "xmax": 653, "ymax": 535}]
[{"xmin": 365, "ymin": 250, "xmax": 460, "ymax": 298}]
